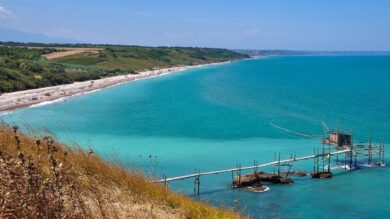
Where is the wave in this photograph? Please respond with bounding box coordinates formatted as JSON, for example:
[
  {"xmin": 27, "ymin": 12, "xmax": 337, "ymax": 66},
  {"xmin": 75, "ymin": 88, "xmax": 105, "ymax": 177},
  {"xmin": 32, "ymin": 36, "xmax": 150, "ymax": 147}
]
[
  {"xmin": 28, "ymin": 89, "xmax": 103, "ymax": 109},
  {"xmin": 0, "ymin": 111, "xmax": 13, "ymax": 116}
]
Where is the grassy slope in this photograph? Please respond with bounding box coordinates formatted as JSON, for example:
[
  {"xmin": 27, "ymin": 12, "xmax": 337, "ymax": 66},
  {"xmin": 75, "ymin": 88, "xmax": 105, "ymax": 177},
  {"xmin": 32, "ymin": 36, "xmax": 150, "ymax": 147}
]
[
  {"xmin": 54, "ymin": 46, "xmax": 247, "ymax": 70},
  {"xmin": 0, "ymin": 43, "xmax": 248, "ymax": 93},
  {"xmin": 0, "ymin": 123, "xmax": 245, "ymax": 218}
]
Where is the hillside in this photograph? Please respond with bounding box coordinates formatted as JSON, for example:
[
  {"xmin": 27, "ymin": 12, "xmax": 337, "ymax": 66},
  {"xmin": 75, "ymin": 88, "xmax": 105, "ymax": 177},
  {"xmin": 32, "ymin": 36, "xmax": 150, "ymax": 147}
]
[
  {"xmin": 0, "ymin": 42, "xmax": 248, "ymax": 93},
  {"xmin": 0, "ymin": 122, "xmax": 244, "ymax": 218}
]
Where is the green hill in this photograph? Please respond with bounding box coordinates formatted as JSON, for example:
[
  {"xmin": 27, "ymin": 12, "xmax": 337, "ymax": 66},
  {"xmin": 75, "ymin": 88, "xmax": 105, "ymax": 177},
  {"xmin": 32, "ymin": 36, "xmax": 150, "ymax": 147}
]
[{"xmin": 0, "ymin": 42, "xmax": 248, "ymax": 93}]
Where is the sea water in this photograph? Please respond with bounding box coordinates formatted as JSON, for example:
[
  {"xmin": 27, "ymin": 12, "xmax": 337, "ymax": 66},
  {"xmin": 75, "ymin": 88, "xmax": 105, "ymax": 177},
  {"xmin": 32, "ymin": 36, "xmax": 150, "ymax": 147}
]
[{"xmin": 2, "ymin": 56, "xmax": 390, "ymax": 218}]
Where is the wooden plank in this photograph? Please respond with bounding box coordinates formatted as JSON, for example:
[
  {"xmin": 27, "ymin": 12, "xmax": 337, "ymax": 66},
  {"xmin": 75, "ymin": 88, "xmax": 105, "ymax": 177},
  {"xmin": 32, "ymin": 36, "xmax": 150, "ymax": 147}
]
[{"xmin": 157, "ymin": 149, "xmax": 351, "ymax": 183}]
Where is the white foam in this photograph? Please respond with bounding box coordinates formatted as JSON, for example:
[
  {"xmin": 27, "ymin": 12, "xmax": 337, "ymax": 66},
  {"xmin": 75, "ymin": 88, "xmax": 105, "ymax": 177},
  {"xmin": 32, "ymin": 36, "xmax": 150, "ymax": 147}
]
[
  {"xmin": 360, "ymin": 163, "xmax": 386, "ymax": 168},
  {"xmin": 29, "ymin": 98, "xmax": 67, "ymax": 108},
  {"xmin": 27, "ymin": 87, "xmax": 107, "ymax": 109},
  {"xmin": 330, "ymin": 164, "xmax": 351, "ymax": 170},
  {"xmin": 262, "ymin": 186, "xmax": 270, "ymax": 192},
  {"xmin": 0, "ymin": 111, "xmax": 13, "ymax": 116},
  {"xmin": 242, "ymin": 186, "xmax": 270, "ymax": 193}
]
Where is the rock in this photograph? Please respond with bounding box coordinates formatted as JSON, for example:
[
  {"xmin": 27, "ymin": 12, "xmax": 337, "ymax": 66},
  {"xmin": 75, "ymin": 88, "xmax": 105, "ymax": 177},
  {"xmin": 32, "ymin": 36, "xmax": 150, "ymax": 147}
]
[{"xmin": 311, "ymin": 171, "xmax": 332, "ymax": 179}]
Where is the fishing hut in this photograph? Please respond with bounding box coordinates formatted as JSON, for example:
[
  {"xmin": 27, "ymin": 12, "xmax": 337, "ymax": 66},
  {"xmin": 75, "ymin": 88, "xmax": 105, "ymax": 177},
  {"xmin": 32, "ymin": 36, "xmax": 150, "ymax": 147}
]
[
  {"xmin": 310, "ymin": 130, "xmax": 353, "ymax": 178},
  {"xmin": 322, "ymin": 131, "xmax": 352, "ymax": 147}
]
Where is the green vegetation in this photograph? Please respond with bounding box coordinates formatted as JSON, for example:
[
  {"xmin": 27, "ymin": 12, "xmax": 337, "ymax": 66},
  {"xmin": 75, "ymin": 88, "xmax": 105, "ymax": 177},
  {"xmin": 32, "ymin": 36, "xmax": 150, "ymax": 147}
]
[
  {"xmin": 0, "ymin": 42, "xmax": 248, "ymax": 93},
  {"xmin": 55, "ymin": 55, "xmax": 105, "ymax": 66},
  {"xmin": 0, "ymin": 46, "xmax": 119, "ymax": 93}
]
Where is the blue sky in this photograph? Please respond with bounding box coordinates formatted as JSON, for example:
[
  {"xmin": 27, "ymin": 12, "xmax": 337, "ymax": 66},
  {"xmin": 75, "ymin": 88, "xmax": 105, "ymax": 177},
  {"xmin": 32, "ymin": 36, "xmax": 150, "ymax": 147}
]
[{"xmin": 0, "ymin": 0, "xmax": 389, "ymax": 50}]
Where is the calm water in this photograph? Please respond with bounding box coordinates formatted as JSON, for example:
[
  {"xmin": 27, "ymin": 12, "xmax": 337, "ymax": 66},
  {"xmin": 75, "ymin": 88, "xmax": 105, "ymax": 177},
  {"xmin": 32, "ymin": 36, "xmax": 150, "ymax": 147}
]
[{"xmin": 2, "ymin": 56, "xmax": 390, "ymax": 218}]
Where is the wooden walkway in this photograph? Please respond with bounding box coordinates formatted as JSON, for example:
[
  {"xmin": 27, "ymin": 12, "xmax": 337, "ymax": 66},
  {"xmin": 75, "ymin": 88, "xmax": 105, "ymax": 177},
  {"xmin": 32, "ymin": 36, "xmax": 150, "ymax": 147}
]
[{"xmin": 157, "ymin": 148, "xmax": 352, "ymax": 183}]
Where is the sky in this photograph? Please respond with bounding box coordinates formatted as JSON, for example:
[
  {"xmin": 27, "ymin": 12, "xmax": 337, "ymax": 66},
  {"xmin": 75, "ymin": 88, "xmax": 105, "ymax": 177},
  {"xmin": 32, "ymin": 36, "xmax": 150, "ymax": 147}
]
[{"xmin": 0, "ymin": 0, "xmax": 390, "ymax": 50}]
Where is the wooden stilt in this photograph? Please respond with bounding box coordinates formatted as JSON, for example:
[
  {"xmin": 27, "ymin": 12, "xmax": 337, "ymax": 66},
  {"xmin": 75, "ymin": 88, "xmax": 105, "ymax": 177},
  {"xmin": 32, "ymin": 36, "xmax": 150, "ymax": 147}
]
[
  {"xmin": 278, "ymin": 152, "xmax": 281, "ymax": 176},
  {"xmin": 238, "ymin": 164, "xmax": 241, "ymax": 186},
  {"xmin": 382, "ymin": 141, "xmax": 385, "ymax": 165},
  {"xmin": 163, "ymin": 173, "xmax": 168, "ymax": 189},
  {"xmin": 317, "ymin": 149, "xmax": 320, "ymax": 173},
  {"xmin": 193, "ymin": 169, "xmax": 197, "ymax": 195},
  {"xmin": 349, "ymin": 145, "xmax": 353, "ymax": 169},
  {"xmin": 369, "ymin": 130, "xmax": 372, "ymax": 165},
  {"xmin": 380, "ymin": 139, "xmax": 385, "ymax": 165},
  {"xmin": 313, "ymin": 148, "xmax": 316, "ymax": 173},
  {"xmin": 254, "ymin": 160, "xmax": 258, "ymax": 174},
  {"xmin": 344, "ymin": 151, "xmax": 347, "ymax": 171},
  {"xmin": 328, "ymin": 146, "xmax": 331, "ymax": 172},
  {"xmin": 193, "ymin": 169, "xmax": 200, "ymax": 196},
  {"xmin": 231, "ymin": 170, "xmax": 234, "ymax": 185},
  {"xmin": 273, "ymin": 152, "xmax": 276, "ymax": 175},
  {"xmin": 197, "ymin": 171, "xmax": 200, "ymax": 196},
  {"xmin": 322, "ymin": 142, "xmax": 325, "ymax": 172}
]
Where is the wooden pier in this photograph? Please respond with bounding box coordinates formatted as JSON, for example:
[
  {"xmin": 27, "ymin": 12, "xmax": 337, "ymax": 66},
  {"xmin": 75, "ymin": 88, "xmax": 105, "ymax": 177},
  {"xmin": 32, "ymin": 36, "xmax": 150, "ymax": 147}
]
[
  {"xmin": 157, "ymin": 148, "xmax": 352, "ymax": 183},
  {"xmin": 156, "ymin": 128, "xmax": 385, "ymax": 195}
]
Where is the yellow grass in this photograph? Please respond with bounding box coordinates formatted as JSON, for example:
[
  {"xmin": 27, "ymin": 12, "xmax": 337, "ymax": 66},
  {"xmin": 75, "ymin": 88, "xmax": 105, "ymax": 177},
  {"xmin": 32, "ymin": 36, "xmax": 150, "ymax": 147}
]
[
  {"xmin": 0, "ymin": 123, "xmax": 245, "ymax": 218},
  {"xmin": 42, "ymin": 48, "xmax": 102, "ymax": 60}
]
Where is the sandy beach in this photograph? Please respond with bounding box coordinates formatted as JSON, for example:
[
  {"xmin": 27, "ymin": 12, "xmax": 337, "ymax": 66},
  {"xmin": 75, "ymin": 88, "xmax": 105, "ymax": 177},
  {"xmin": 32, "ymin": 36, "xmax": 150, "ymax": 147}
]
[{"xmin": 0, "ymin": 63, "xmax": 215, "ymax": 113}]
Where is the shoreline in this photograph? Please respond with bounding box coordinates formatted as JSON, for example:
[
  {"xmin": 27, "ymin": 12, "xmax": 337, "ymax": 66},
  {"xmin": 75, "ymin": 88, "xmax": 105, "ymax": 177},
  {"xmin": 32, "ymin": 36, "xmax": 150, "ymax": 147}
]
[{"xmin": 0, "ymin": 61, "xmax": 229, "ymax": 113}]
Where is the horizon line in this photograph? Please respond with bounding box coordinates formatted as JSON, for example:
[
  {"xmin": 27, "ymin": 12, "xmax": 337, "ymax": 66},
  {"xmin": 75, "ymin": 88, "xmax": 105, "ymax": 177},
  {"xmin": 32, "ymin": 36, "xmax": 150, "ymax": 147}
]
[{"xmin": 1, "ymin": 41, "xmax": 390, "ymax": 53}]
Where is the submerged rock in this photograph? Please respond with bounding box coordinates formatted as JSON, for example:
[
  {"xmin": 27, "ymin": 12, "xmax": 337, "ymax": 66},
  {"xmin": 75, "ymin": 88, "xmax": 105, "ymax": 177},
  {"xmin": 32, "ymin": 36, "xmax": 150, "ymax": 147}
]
[
  {"xmin": 311, "ymin": 171, "xmax": 333, "ymax": 179},
  {"xmin": 232, "ymin": 171, "xmax": 294, "ymax": 188},
  {"xmin": 289, "ymin": 170, "xmax": 308, "ymax": 176}
]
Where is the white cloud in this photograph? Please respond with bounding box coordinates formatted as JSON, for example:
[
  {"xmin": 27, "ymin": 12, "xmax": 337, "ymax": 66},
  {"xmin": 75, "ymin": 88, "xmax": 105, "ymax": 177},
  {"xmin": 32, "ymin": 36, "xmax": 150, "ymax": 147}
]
[{"xmin": 0, "ymin": 5, "xmax": 16, "ymax": 20}]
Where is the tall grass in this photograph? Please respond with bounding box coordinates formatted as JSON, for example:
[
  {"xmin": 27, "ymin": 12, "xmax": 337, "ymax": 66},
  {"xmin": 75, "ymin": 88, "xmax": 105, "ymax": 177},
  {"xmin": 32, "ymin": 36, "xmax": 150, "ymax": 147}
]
[{"xmin": 0, "ymin": 122, "xmax": 245, "ymax": 219}]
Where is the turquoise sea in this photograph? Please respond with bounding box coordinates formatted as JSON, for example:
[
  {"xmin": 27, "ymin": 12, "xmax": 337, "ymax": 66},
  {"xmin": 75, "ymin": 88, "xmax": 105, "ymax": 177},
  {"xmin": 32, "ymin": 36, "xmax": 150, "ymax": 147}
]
[{"xmin": 2, "ymin": 56, "xmax": 390, "ymax": 218}]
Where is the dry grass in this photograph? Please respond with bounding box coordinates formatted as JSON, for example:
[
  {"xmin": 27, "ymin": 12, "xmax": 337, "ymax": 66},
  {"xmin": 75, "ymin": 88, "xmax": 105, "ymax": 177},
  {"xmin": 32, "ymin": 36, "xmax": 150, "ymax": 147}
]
[
  {"xmin": 42, "ymin": 48, "xmax": 101, "ymax": 60},
  {"xmin": 0, "ymin": 123, "xmax": 245, "ymax": 219}
]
